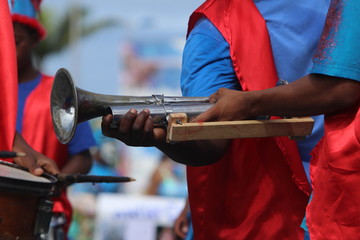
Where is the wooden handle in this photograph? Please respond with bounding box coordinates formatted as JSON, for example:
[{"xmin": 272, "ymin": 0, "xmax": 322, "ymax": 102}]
[{"xmin": 166, "ymin": 114, "xmax": 314, "ymax": 143}]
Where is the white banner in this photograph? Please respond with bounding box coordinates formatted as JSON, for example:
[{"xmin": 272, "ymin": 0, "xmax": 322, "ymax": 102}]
[{"xmin": 94, "ymin": 193, "xmax": 185, "ymax": 240}]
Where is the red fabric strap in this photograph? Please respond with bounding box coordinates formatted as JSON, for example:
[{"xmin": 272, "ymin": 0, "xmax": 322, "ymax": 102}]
[{"xmin": 0, "ymin": 0, "xmax": 17, "ymax": 153}]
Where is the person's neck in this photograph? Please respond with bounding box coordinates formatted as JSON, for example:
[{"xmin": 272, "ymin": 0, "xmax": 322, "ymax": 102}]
[{"xmin": 18, "ymin": 66, "xmax": 40, "ymax": 83}]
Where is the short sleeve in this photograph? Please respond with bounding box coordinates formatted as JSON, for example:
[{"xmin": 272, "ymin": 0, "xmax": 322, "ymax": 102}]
[
  {"xmin": 68, "ymin": 121, "xmax": 96, "ymax": 156},
  {"xmin": 180, "ymin": 17, "xmax": 240, "ymax": 97},
  {"xmin": 311, "ymin": 0, "xmax": 360, "ymax": 82}
]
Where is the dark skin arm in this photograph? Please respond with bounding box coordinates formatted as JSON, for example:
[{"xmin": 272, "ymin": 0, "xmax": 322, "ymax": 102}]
[
  {"xmin": 195, "ymin": 74, "xmax": 360, "ymax": 122},
  {"xmin": 12, "ymin": 132, "xmax": 59, "ymax": 175},
  {"xmin": 60, "ymin": 150, "xmax": 92, "ymax": 175},
  {"xmin": 101, "ymin": 74, "xmax": 360, "ymax": 167},
  {"xmin": 101, "ymin": 110, "xmax": 230, "ymax": 166}
]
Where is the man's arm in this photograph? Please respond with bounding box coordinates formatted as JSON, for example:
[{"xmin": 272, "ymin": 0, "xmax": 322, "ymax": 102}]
[
  {"xmin": 195, "ymin": 0, "xmax": 360, "ymax": 123},
  {"xmin": 12, "ymin": 131, "xmax": 59, "ymax": 175},
  {"xmin": 59, "ymin": 150, "xmax": 92, "ymax": 174},
  {"xmin": 102, "ymin": 112, "xmax": 230, "ymax": 166},
  {"xmin": 60, "ymin": 122, "xmax": 95, "ymax": 174},
  {"xmin": 251, "ymin": 74, "xmax": 360, "ymax": 117},
  {"xmin": 195, "ymin": 74, "xmax": 360, "ymax": 122}
]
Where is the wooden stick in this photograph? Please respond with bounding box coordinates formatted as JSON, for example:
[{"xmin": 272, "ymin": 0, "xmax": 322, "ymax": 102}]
[
  {"xmin": 56, "ymin": 174, "xmax": 136, "ymax": 183},
  {"xmin": 0, "ymin": 151, "xmax": 26, "ymax": 158},
  {"xmin": 166, "ymin": 114, "xmax": 314, "ymax": 143}
]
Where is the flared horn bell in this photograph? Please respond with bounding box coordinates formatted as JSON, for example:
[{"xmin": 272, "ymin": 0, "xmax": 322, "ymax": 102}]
[
  {"xmin": 51, "ymin": 68, "xmax": 163, "ymax": 144},
  {"xmin": 51, "ymin": 68, "xmax": 79, "ymax": 145},
  {"xmin": 51, "ymin": 68, "xmax": 210, "ymax": 144}
]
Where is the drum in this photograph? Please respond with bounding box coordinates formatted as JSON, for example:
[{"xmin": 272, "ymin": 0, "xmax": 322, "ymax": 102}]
[{"xmin": 0, "ymin": 160, "xmax": 57, "ymax": 240}]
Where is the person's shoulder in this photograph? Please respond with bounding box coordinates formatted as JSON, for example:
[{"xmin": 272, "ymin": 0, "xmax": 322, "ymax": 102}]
[{"xmin": 190, "ymin": 17, "xmax": 224, "ymax": 42}]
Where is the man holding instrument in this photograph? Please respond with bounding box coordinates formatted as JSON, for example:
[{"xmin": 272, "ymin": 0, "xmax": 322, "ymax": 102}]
[
  {"xmin": 10, "ymin": 0, "xmax": 96, "ymax": 237},
  {"xmin": 102, "ymin": 0, "xmax": 330, "ymax": 239},
  {"xmin": 0, "ymin": 0, "xmax": 58, "ymax": 175},
  {"xmin": 194, "ymin": 0, "xmax": 360, "ymax": 238}
]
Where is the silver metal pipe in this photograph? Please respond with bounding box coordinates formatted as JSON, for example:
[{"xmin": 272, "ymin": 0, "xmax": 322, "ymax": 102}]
[{"xmin": 108, "ymin": 103, "xmax": 214, "ymax": 127}]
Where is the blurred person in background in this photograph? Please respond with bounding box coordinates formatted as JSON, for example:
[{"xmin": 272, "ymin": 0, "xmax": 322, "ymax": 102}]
[
  {"xmin": 173, "ymin": 199, "xmax": 192, "ymax": 240},
  {"xmin": 146, "ymin": 154, "xmax": 187, "ymax": 198},
  {"xmin": 11, "ymin": 0, "xmax": 95, "ymax": 238},
  {"xmin": 146, "ymin": 154, "xmax": 188, "ymax": 240}
]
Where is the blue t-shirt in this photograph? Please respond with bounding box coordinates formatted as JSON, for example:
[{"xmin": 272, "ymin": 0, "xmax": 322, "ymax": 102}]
[
  {"xmin": 17, "ymin": 75, "xmax": 41, "ymax": 132},
  {"xmin": 180, "ymin": 1, "xmax": 330, "ymax": 180},
  {"xmin": 17, "ymin": 76, "xmax": 95, "ymax": 156},
  {"xmin": 311, "ymin": 0, "xmax": 360, "ymax": 83}
]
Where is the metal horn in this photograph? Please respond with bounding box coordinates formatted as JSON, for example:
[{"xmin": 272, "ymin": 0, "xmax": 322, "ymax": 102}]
[{"xmin": 51, "ymin": 68, "xmax": 212, "ymax": 144}]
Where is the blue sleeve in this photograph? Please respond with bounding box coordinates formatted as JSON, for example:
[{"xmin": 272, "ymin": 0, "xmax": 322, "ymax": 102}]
[
  {"xmin": 68, "ymin": 121, "xmax": 96, "ymax": 156},
  {"xmin": 311, "ymin": 0, "xmax": 360, "ymax": 82},
  {"xmin": 17, "ymin": 76, "xmax": 41, "ymax": 133},
  {"xmin": 180, "ymin": 17, "xmax": 240, "ymax": 97}
]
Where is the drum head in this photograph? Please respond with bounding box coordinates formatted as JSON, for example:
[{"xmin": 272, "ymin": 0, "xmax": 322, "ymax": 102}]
[{"xmin": 0, "ymin": 160, "xmax": 57, "ymax": 196}]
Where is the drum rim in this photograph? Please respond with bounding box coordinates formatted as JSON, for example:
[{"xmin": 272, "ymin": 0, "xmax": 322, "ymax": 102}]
[{"xmin": 0, "ymin": 160, "xmax": 57, "ymax": 196}]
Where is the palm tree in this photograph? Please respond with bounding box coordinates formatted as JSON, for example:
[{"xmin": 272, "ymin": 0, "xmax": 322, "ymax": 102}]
[{"xmin": 35, "ymin": 5, "xmax": 121, "ymax": 64}]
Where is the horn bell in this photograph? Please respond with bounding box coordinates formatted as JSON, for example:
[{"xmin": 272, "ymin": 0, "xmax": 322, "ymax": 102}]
[
  {"xmin": 51, "ymin": 68, "xmax": 131, "ymax": 144},
  {"xmin": 51, "ymin": 68, "xmax": 80, "ymax": 144}
]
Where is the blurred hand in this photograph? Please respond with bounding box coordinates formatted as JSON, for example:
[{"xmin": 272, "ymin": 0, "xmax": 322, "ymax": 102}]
[
  {"xmin": 193, "ymin": 88, "xmax": 253, "ymax": 122},
  {"xmin": 101, "ymin": 108, "xmax": 167, "ymax": 147},
  {"xmin": 174, "ymin": 199, "xmax": 191, "ymax": 239},
  {"xmin": 12, "ymin": 132, "xmax": 59, "ymax": 176}
]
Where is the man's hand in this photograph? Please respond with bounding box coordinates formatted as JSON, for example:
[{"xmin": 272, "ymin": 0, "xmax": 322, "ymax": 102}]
[
  {"xmin": 102, "ymin": 108, "xmax": 230, "ymax": 166},
  {"xmin": 101, "ymin": 108, "xmax": 167, "ymax": 147},
  {"xmin": 12, "ymin": 132, "xmax": 59, "ymax": 176},
  {"xmin": 194, "ymin": 88, "xmax": 253, "ymax": 122}
]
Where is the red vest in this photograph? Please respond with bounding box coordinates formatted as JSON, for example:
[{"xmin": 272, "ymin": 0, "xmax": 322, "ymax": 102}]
[
  {"xmin": 186, "ymin": 0, "xmax": 310, "ymax": 239},
  {"xmin": 21, "ymin": 75, "xmax": 69, "ymax": 168},
  {"xmin": 0, "ymin": 1, "xmax": 17, "ymax": 152},
  {"xmin": 21, "ymin": 74, "xmax": 72, "ymax": 232},
  {"xmin": 307, "ymin": 104, "xmax": 360, "ymax": 239}
]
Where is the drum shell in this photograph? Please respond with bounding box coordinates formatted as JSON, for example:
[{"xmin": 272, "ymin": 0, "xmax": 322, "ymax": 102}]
[
  {"xmin": 0, "ymin": 161, "xmax": 56, "ymax": 240},
  {"xmin": 0, "ymin": 191, "xmax": 44, "ymax": 240}
]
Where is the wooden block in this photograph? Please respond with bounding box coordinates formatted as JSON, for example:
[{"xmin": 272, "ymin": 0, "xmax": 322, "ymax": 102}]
[
  {"xmin": 167, "ymin": 115, "xmax": 314, "ymax": 142},
  {"xmin": 166, "ymin": 113, "xmax": 188, "ymax": 143}
]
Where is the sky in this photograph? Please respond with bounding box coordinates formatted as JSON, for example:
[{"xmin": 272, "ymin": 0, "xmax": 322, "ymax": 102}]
[{"xmin": 41, "ymin": 0, "xmax": 204, "ymax": 95}]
